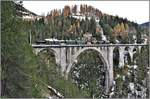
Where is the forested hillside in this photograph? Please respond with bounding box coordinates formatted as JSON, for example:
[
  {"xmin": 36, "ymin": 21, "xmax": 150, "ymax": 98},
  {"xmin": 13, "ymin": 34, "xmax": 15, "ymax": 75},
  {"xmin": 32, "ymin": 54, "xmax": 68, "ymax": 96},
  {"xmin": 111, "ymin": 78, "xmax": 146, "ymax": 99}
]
[
  {"xmin": 27, "ymin": 4, "xmax": 148, "ymax": 44},
  {"xmin": 1, "ymin": 1, "xmax": 149, "ymax": 98}
]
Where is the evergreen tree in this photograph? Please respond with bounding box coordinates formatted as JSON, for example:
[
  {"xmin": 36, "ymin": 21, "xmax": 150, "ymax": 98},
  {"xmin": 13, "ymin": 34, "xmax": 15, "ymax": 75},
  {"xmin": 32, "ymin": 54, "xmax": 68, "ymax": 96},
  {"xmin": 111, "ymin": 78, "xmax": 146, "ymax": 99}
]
[
  {"xmin": 1, "ymin": 1, "xmax": 36, "ymax": 97},
  {"xmin": 89, "ymin": 17, "xmax": 96, "ymax": 36}
]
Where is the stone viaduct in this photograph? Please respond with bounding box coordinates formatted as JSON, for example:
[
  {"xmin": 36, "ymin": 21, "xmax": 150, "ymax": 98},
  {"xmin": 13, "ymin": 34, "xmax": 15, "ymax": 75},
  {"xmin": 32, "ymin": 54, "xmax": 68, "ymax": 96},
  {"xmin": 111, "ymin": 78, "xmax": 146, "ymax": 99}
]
[{"xmin": 32, "ymin": 43, "xmax": 147, "ymax": 93}]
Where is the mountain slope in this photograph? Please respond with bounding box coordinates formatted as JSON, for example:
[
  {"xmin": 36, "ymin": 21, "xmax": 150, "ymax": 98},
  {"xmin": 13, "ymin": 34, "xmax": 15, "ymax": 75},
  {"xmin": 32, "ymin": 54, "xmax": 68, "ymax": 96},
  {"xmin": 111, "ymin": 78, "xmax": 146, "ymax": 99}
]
[
  {"xmin": 15, "ymin": 2, "xmax": 37, "ymax": 17},
  {"xmin": 140, "ymin": 22, "xmax": 149, "ymax": 28}
]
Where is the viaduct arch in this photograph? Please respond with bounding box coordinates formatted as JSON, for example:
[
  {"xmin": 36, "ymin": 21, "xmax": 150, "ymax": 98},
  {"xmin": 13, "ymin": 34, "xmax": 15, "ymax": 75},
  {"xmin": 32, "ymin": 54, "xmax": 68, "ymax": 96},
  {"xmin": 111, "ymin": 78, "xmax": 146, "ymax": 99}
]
[
  {"xmin": 66, "ymin": 47, "xmax": 110, "ymax": 93},
  {"xmin": 32, "ymin": 44, "xmax": 147, "ymax": 93}
]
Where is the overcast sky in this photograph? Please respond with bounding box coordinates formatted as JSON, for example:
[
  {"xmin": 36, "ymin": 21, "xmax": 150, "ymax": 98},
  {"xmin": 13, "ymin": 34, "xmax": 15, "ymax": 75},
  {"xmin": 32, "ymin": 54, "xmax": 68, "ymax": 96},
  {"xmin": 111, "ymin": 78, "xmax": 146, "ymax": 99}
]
[{"xmin": 23, "ymin": 1, "xmax": 149, "ymax": 24}]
